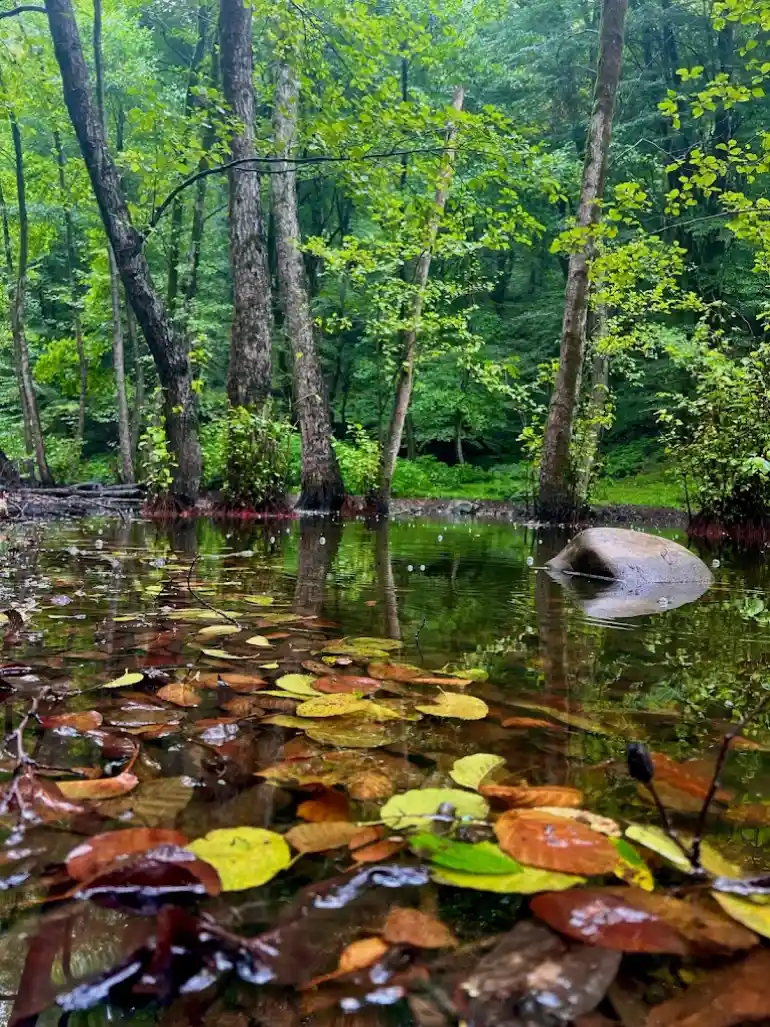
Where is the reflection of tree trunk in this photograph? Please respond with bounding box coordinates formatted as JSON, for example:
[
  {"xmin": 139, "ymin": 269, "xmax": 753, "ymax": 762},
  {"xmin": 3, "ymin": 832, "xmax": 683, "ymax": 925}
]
[
  {"xmin": 537, "ymin": 0, "xmax": 627, "ymax": 521},
  {"xmin": 372, "ymin": 86, "xmax": 465, "ymax": 514},
  {"xmin": 54, "ymin": 130, "xmax": 87, "ymax": 444},
  {"xmin": 375, "ymin": 521, "xmax": 401, "ymax": 641},
  {"xmin": 293, "ymin": 520, "xmax": 341, "ymax": 616},
  {"xmin": 271, "ymin": 59, "xmax": 344, "ymax": 512},
  {"xmin": 534, "ymin": 555, "xmax": 571, "ymax": 779}
]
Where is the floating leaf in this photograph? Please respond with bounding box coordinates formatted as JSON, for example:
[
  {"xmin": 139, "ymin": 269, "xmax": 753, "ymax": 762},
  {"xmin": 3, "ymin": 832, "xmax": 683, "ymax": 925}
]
[
  {"xmin": 416, "ymin": 693, "xmax": 489, "ymax": 720},
  {"xmin": 351, "ymin": 839, "xmax": 405, "ymax": 863},
  {"xmin": 337, "ymin": 937, "xmax": 390, "ymax": 974},
  {"xmin": 156, "ymin": 683, "xmax": 201, "ymax": 707},
  {"xmin": 40, "ymin": 710, "xmax": 103, "ymax": 731},
  {"xmin": 713, "ymin": 893, "xmax": 770, "ymax": 939},
  {"xmin": 480, "ymin": 784, "xmax": 583, "ymax": 808},
  {"xmin": 537, "ymin": 808, "xmax": 621, "ymax": 837},
  {"xmin": 103, "ymin": 671, "xmax": 144, "ymax": 689},
  {"xmin": 57, "ymin": 771, "xmax": 139, "ymax": 800},
  {"xmin": 263, "ymin": 714, "xmax": 317, "ymax": 729},
  {"xmin": 187, "ymin": 827, "xmax": 291, "ymax": 891},
  {"xmin": 380, "ymin": 788, "xmax": 488, "ymax": 831},
  {"xmin": 245, "ymin": 635, "xmax": 272, "ymax": 648},
  {"xmin": 345, "ymin": 637, "xmax": 403, "ymax": 651},
  {"xmin": 346, "ymin": 770, "xmax": 394, "ymax": 800},
  {"xmin": 196, "ymin": 625, "xmax": 241, "ymax": 638},
  {"xmin": 646, "ymin": 949, "xmax": 770, "ymax": 1027},
  {"xmin": 612, "ymin": 838, "xmax": 654, "ymax": 891},
  {"xmin": 276, "ymin": 673, "xmax": 322, "ymax": 697},
  {"xmin": 296, "ymin": 694, "xmax": 373, "ymax": 717},
  {"xmin": 314, "ymin": 676, "xmax": 381, "ymax": 695},
  {"xmin": 449, "ymin": 753, "xmax": 506, "ymax": 790},
  {"xmin": 285, "ymin": 821, "xmax": 361, "ymax": 853},
  {"xmin": 433, "ymin": 866, "xmax": 585, "ymax": 893},
  {"xmin": 625, "ymin": 824, "xmax": 740, "ymax": 876},
  {"xmin": 367, "ymin": 662, "xmax": 421, "ymax": 681},
  {"xmin": 322, "ymin": 644, "xmax": 391, "ymax": 660},
  {"xmin": 66, "ymin": 828, "xmax": 188, "ymax": 881},
  {"xmin": 305, "ymin": 718, "xmax": 398, "ymax": 748},
  {"xmin": 297, "ymin": 789, "xmax": 350, "ymax": 823},
  {"xmin": 243, "ymin": 595, "xmax": 275, "ymax": 606},
  {"xmin": 382, "ymin": 907, "xmax": 457, "ymax": 948},
  {"xmin": 496, "ymin": 810, "xmax": 618, "ymax": 875},
  {"xmin": 410, "ymin": 833, "xmax": 521, "ymax": 874}
]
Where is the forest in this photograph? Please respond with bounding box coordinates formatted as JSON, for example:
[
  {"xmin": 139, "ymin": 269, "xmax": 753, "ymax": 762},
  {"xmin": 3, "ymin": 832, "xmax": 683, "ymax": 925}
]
[{"xmin": 1, "ymin": 0, "xmax": 769, "ymax": 524}]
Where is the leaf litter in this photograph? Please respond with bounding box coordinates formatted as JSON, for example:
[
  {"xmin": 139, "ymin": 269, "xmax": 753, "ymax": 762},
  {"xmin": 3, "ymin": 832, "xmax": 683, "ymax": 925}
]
[{"xmin": 1, "ymin": 522, "xmax": 770, "ymax": 1027}]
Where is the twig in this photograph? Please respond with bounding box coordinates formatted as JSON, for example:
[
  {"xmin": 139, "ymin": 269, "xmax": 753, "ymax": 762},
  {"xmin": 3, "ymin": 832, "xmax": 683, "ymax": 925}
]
[{"xmin": 185, "ymin": 556, "xmax": 240, "ymax": 628}]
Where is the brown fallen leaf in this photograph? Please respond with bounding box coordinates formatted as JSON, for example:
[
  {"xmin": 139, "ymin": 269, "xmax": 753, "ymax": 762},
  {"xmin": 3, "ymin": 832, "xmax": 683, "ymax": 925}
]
[
  {"xmin": 156, "ymin": 683, "xmax": 201, "ymax": 707},
  {"xmin": 297, "ymin": 789, "xmax": 350, "ymax": 823},
  {"xmin": 314, "ymin": 676, "xmax": 381, "ymax": 695},
  {"xmin": 199, "ymin": 672, "xmax": 267, "ymax": 693},
  {"xmin": 351, "ymin": 839, "xmax": 406, "ymax": 863},
  {"xmin": 367, "ymin": 663, "xmax": 420, "ymax": 682},
  {"xmin": 382, "ymin": 907, "xmax": 457, "ymax": 949},
  {"xmin": 651, "ymin": 753, "xmax": 732, "ymax": 804},
  {"xmin": 411, "ymin": 676, "xmax": 472, "ymax": 687},
  {"xmin": 57, "ymin": 771, "xmax": 139, "ymax": 800},
  {"xmin": 480, "ymin": 784, "xmax": 584, "ymax": 808},
  {"xmin": 39, "ymin": 710, "xmax": 103, "ymax": 731},
  {"xmin": 221, "ymin": 696, "xmax": 266, "ymax": 718},
  {"xmin": 723, "ymin": 802, "xmax": 770, "ymax": 826},
  {"xmin": 66, "ymin": 827, "xmax": 189, "ymax": 881},
  {"xmin": 346, "ymin": 770, "xmax": 394, "ymax": 801},
  {"xmin": 11, "ymin": 770, "xmax": 90, "ymax": 821},
  {"xmin": 646, "ymin": 948, "xmax": 770, "ymax": 1027},
  {"xmin": 349, "ymin": 826, "xmax": 385, "ymax": 850},
  {"xmin": 495, "ymin": 809, "xmax": 618, "ymax": 875},
  {"xmin": 338, "ymin": 936, "xmax": 390, "ymax": 973},
  {"xmin": 285, "ymin": 821, "xmax": 362, "ymax": 853},
  {"xmin": 502, "ymin": 716, "xmax": 567, "ymax": 730}
]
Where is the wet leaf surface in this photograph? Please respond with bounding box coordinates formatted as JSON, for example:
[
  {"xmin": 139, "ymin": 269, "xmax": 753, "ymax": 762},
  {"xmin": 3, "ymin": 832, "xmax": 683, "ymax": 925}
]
[{"xmin": 496, "ymin": 810, "xmax": 619, "ymax": 874}]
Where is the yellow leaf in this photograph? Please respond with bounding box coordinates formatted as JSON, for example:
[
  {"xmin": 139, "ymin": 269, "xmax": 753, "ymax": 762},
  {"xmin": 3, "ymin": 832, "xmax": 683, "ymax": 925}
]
[
  {"xmin": 276, "ymin": 674, "xmax": 322, "ymax": 696},
  {"xmin": 196, "ymin": 625, "xmax": 241, "ymax": 638},
  {"xmin": 431, "ymin": 865, "xmax": 585, "ymax": 893},
  {"xmin": 103, "ymin": 671, "xmax": 144, "ymax": 688},
  {"xmin": 449, "ymin": 753, "xmax": 506, "ymax": 790},
  {"xmin": 187, "ymin": 827, "xmax": 291, "ymax": 891},
  {"xmin": 245, "ymin": 636, "xmax": 272, "ymax": 648},
  {"xmin": 713, "ymin": 893, "xmax": 770, "ymax": 938},
  {"xmin": 380, "ymin": 788, "xmax": 489, "ymax": 831},
  {"xmin": 199, "ymin": 648, "xmax": 251, "ymax": 660},
  {"xmin": 415, "ymin": 694, "xmax": 489, "ymax": 721},
  {"xmin": 296, "ymin": 694, "xmax": 372, "ymax": 717},
  {"xmin": 626, "ymin": 824, "xmax": 741, "ymax": 876}
]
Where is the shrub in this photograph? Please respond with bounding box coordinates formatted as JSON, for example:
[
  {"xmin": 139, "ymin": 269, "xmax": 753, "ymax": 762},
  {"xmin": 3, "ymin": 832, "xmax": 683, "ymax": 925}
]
[
  {"xmin": 222, "ymin": 405, "xmax": 294, "ymax": 509},
  {"xmin": 138, "ymin": 419, "xmax": 176, "ymax": 500},
  {"xmin": 333, "ymin": 425, "xmax": 380, "ymax": 495}
]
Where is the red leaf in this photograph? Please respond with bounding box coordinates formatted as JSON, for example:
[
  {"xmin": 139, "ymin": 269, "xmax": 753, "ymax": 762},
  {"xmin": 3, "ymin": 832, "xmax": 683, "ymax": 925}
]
[{"xmin": 495, "ymin": 810, "xmax": 618, "ymax": 875}]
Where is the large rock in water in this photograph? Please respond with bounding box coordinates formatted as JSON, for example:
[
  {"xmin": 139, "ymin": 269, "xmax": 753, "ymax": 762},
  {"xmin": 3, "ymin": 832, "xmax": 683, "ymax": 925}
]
[{"xmin": 546, "ymin": 528, "xmax": 713, "ymax": 618}]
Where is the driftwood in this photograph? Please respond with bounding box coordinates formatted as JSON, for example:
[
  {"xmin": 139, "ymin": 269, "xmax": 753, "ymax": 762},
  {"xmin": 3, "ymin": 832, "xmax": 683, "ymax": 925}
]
[{"xmin": 1, "ymin": 481, "xmax": 145, "ymax": 520}]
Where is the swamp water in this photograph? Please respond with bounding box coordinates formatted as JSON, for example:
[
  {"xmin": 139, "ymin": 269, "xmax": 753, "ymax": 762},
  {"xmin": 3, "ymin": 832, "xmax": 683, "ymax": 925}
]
[{"xmin": 0, "ymin": 516, "xmax": 769, "ymax": 1027}]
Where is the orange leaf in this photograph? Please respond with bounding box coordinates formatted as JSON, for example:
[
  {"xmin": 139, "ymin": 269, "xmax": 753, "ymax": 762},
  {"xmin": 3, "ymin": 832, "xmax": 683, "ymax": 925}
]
[
  {"xmin": 367, "ymin": 663, "xmax": 419, "ymax": 682},
  {"xmin": 39, "ymin": 710, "xmax": 103, "ymax": 731},
  {"xmin": 382, "ymin": 907, "xmax": 458, "ymax": 949},
  {"xmin": 66, "ymin": 828, "xmax": 189, "ymax": 881},
  {"xmin": 480, "ymin": 784, "xmax": 583, "ymax": 808},
  {"xmin": 346, "ymin": 770, "xmax": 394, "ymax": 801},
  {"xmin": 349, "ymin": 826, "xmax": 384, "ymax": 850},
  {"xmin": 338, "ymin": 937, "xmax": 390, "ymax": 973},
  {"xmin": 351, "ymin": 839, "xmax": 406, "ymax": 863},
  {"xmin": 502, "ymin": 716, "xmax": 566, "ymax": 730},
  {"xmin": 652, "ymin": 753, "xmax": 732, "ymax": 804},
  {"xmin": 156, "ymin": 683, "xmax": 201, "ymax": 707},
  {"xmin": 285, "ymin": 821, "xmax": 362, "ymax": 853},
  {"xmin": 57, "ymin": 771, "xmax": 138, "ymax": 800},
  {"xmin": 411, "ymin": 676, "xmax": 471, "ymax": 687},
  {"xmin": 222, "ymin": 696, "xmax": 266, "ymax": 718},
  {"xmin": 297, "ymin": 789, "xmax": 350, "ymax": 823},
  {"xmin": 495, "ymin": 809, "xmax": 618, "ymax": 875}
]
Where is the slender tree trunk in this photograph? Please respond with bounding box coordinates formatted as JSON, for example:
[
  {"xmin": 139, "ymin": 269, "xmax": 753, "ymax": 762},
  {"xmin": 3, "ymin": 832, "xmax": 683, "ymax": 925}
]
[
  {"xmin": 454, "ymin": 414, "xmax": 465, "ymax": 465},
  {"xmin": 270, "ymin": 59, "xmax": 344, "ymax": 511},
  {"xmin": 126, "ymin": 303, "xmax": 144, "ymax": 459},
  {"xmin": 575, "ymin": 305, "xmax": 610, "ymax": 506},
  {"xmin": 54, "ymin": 131, "xmax": 87, "ymax": 443},
  {"xmin": 537, "ymin": 0, "xmax": 627, "ymax": 522},
  {"xmin": 220, "ymin": 0, "xmax": 272, "ymax": 408},
  {"xmin": 7, "ymin": 110, "xmax": 53, "ymax": 484},
  {"xmin": 371, "ymin": 86, "xmax": 465, "ymax": 513},
  {"xmin": 44, "ymin": 0, "xmax": 201, "ymax": 501},
  {"xmin": 93, "ymin": 0, "xmax": 133, "ymax": 483},
  {"xmin": 0, "ymin": 181, "xmax": 32, "ymax": 460}
]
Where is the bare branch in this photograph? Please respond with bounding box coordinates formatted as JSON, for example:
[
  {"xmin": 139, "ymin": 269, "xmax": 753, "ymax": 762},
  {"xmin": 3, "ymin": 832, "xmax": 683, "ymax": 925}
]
[{"xmin": 0, "ymin": 5, "xmax": 46, "ymax": 18}]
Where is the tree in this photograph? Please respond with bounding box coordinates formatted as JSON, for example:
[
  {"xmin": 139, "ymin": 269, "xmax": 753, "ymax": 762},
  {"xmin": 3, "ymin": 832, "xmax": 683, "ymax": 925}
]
[
  {"xmin": 220, "ymin": 0, "xmax": 273, "ymax": 409},
  {"xmin": 43, "ymin": 0, "xmax": 201, "ymax": 502},
  {"xmin": 537, "ymin": 0, "xmax": 628, "ymax": 521},
  {"xmin": 270, "ymin": 56, "xmax": 344, "ymax": 511}
]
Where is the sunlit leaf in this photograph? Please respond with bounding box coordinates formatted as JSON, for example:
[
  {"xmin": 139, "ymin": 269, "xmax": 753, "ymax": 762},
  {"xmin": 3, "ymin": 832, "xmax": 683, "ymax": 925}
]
[
  {"xmin": 415, "ymin": 693, "xmax": 489, "ymax": 720},
  {"xmin": 243, "ymin": 595, "xmax": 275, "ymax": 606},
  {"xmin": 187, "ymin": 826, "xmax": 291, "ymax": 891},
  {"xmin": 379, "ymin": 788, "xmax": 489, "ymax": 830},
  {"xmin": 337, "ymin": 937, "xmax": 390, "ymax": 973},
  {"xmin": 535, "ymin": 808, "xmax": 621, "ymax": 837},
  {"xmin": 198, "ymin": 648, "xmax": 252, "ymax": 660},
  {"xmin": 495, "ymin": 810, "xmax": 618, "ymax": 875},
  {"xmin": 196, "ymin": 625, "xmax": 241, "ymax": 638},
  {"xmin": 433, "ymin": 865, "xmax": 585, "ymax": 893},
  {"xmin": 449, "ymin": 753, "xmax": 506, "ymax": 790},
  {"xmin": 625, "ymin": 824, "xmax": 741, "ymax": 876},
  {"xmin": 410, "ymin": 833, "xmax": 521, "ymax": 874},
  {"xmin": 345, "ymin": 637, "xmax": 404, "ymax": 651},
  {"xmin": 612, "ymin": 838, "xmax": 655, "ymax": 891},
  {"xmin": 103, "ymin": 671, "xmax": 144, "ymax": 689}
]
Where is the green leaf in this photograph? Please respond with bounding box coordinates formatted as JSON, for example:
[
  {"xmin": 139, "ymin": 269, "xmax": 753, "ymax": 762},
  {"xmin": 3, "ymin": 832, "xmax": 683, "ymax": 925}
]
[
  {"xmin": 199, "ymin": 648, "xmax": 251, "ymax": 660},
  {"xmin": 712, "ymin": 893, "xmax": 770, "ymax": 937},
  {"xmin": 449, "ymin": 753, "xmax": 506, "ymax": 790},
  {"xmin": 432, "ymin": 865, "xmax": 585, "ymax": 893},
  {"xmin": 243, "ymin": 596, "xmax": 275, "ymax": 606},
  {"xmin": 379, "ymin": 788, "xmax": 489, "ymax": 830},
  {"xmin": 245, "ymin": 635, "xmax": 272, "ymax": 648},
  {"xmin": 187, "ymin": 827, "xmax": 291, "ymax": 891},
  {"xmin": 410, "ymin": 833, "xmax": 520, "ymax": 874},
  {"xmin": 612, "ymin": 837, "xmax": 655, "ymax": 891},
  {"xmin": 625, "ymin": 824, "xmax": 741, "ymax": 877},
  {"xmin": 275, "ymin": 674, "xmax": 322, "ymax": 696},
  {"xmin": 103, "ymin": 671, "xmax": 144, "ymax": 688},
  {"xmin": 345, "ymin": 636, "xmax": 403, "ymax": 651}
]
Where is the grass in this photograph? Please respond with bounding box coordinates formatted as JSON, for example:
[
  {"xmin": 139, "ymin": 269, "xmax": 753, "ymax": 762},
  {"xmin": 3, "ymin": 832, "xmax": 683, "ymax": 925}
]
[{"xmin": 591, "ymin": 469, "xmax": 686, "ymax": 510}]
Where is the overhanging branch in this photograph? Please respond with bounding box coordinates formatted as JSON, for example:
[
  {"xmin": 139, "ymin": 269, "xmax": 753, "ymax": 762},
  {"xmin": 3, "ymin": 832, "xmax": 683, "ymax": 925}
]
[{"xmin": 0, "ymin": 5, "xmax": 46, "ymax": 17}]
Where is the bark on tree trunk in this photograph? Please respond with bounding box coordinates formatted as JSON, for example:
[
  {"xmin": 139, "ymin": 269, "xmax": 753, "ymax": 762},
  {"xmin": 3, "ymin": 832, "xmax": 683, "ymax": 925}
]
[
  {"xmin": 54, "ymin": 131, "xmax": 87, "ymax": 444},
  {"xmin": 94, "ymin": 0, "xmax": 134, "ymax": 484},
  {"xmin": 44, "ymin": 0, "xmax": 201, "ymax": 501},
  {"xmin": 575, "ymin": 305, "xmax": 610, "ymax": 506},
  {"xmin": 0, "ymin": 183, "xmax": 32, "ymax": 459},
  {"xmin": 270, "ymin": 59, "xmax": 344, "ymax": 512},
  {"xmin": 537, "ymin": 0, "xmax": 627, "ymax": 522},
  {"xmin": 126, "ymin": 303, "xmax": 144, "ymax": 459},
  {"xmin": 220, "ymin": 0, "xmax": 272, "ymax": 408},
  {"xmin": 371, "ymin": 86, "xmax": 464, "ymax": 514},
  {"xmin": 7, "ymin": 110, "xmax": 53, "ymax": 484}
]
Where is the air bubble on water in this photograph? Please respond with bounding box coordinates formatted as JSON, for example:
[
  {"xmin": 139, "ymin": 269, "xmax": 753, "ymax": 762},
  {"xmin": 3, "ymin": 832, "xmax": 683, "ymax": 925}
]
[
  {"xmin": 658, "ymin": 597, "xmax": 669, "ymax": 607},
  {"xmin": 407, "ymin": 564, "xmax": 414, "ymax": 572},
  {"xmin": 320, "ymin": 537, "xmax": 326, "ymax": 545},
  {"xmin": 269, "ymin": 536, "xmax": 275, "ymax": 544},
  {"xmin": 420, "ymin": 564, "xmax": 426, "ymax": 571},
  {"xmin": 437, "ymin": 534, "xmax": 443, "ymax": 542},
  {"xmin": 712, "ymin": 558, "xmax": 720, "ymax": 568},
  {"xmin": 526, "ymin": 556, "xmax": 534, "ymax": 567}
]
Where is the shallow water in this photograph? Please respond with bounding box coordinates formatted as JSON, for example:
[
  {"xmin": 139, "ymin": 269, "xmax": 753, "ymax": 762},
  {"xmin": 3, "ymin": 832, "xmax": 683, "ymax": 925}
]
[{"xmin": 0, "ymin": 515, "xmax": 769, "ymax": 1024}]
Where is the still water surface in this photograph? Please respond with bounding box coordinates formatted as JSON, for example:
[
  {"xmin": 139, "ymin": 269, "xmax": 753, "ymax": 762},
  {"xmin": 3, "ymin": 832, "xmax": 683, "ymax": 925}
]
[{"xmin": 0, "ymin": 516, "xmax": 768, "ymax": 1023}]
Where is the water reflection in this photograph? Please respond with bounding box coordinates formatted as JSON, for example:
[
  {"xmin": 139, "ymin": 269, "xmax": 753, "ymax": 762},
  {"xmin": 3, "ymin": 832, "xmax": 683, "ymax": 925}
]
[{"xmin": 547, "ymin": 569, "xmax": 712, "ymax": 620}]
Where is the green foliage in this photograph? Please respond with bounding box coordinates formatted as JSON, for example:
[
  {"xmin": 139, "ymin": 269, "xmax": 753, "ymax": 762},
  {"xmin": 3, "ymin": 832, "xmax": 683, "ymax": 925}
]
[
  {"xmin": 138, "ymin": 402, "xmax": 176, "ymax": 500},
  {"xmin": 392, "ymin": 456, "xmax": 529, "ymax": 501},
  {"xmin": 333, "ymin": 424, "xmax": 380, "ymax": 495},
  {"xmin": 222, "ymin": 405, "xmax": 294, "ymax": 510}
]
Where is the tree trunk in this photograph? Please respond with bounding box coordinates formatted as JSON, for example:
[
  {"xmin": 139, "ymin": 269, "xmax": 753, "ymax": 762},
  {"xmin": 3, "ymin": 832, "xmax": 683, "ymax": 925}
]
[
  {"xmin": 270, "ymin": 59, "xmax": 344, "ymax": 512},
  {"xmin": 537, "ymin": 0, "xmax": 627, "ymax": 522},
  {"xmin": 220, "ymin": 0, "xmax": 272, "ymax": 408},
  {"xmin": 54, "ymin": 131, "xmax": 87, "ymax": 444},
  {"xmin": 44, "ymin": 0, "xmax": 201, "ymax": 502},
  {"xmin": 0, "ymin": 181, "xmax": 32, "ymax": 460},
  {"xmin": 575, "ymin": 306, "xmax": 610, "ymax": 506},
  {"xmin": 126, "ymin": 303, "xmax": 144, "ymax": 459},
  {"xmin": 7, "ymin": 109, "xmax": 53, "ymax": 484},
  {"xmin": 371, "ymin": 85, "xmax": 464, "ymax": 514},
  {"xmin": 93, "ymin": 0, "xmax": 134, "ymax": 484}
]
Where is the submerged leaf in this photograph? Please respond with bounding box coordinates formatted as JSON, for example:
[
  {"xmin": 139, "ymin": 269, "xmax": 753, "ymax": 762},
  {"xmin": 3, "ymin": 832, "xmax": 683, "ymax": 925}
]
[
  {"xmin": 382, "ymin": 907, "xmax": 457, "ymax": 948},
  {"xmin": 285, "ymin": 821, "xmax": 361, "ymax": 853},
  {"xmin": 380, "ymin": 788, "xmax": 489, "ymax": 830},
  {"xmin": 480, "ymin": 784, "xmax": 583, "ymax": 808},
  {"xmin": 66, "ymin": 828, "xmax": 189, "ymax": 881},
  {"xmin": 156, "ymin": 683, "xmax": 201, "ymax": 707},
  {"xmin": 314, "ymin": 675, "xmax": 381, "ymax": 695},
  {"xmin": 415, "ymin": 693, "xmax": 489, "ymax": 720},
  {"xmin": 646, "ymin": 949, "xmax": 770, "ymax": 1027},
  {"xmin": 245, "ymin": 635, "xmax": 272, "ymax": 648},
  {"xmin": 57, "ymin": 771, "xmax": 138, "ymax": 800},
  {"xmin": 187, "ymin": 827, "xmax": 291, "ymax": 891},
  {"xmin": 297, "ymin": 789, "xmax": 350, "ymax": 823},
  {"xmin": 449, "ymin": 753, "xmax": 506, "ymax": 790},
  {"xmin": 40, "ymin": 710, "xmax": 103, "ymax": 731},
  {"xmin": 433, "ymin": 865, "xmax": 585, "ymax": 893}
]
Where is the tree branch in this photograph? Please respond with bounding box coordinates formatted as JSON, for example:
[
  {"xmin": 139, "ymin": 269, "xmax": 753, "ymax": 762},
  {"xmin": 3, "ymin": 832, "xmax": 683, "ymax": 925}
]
[{"xmin": 0, "ymin": 5, "xmax": 46, "ymax": 17}]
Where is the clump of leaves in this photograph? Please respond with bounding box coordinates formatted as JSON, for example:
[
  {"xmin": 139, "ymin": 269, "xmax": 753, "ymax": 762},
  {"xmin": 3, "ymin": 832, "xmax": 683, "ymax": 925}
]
[{"xmin": 222, "ymin": 404, "xmax": 294, "ymax": 510}]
